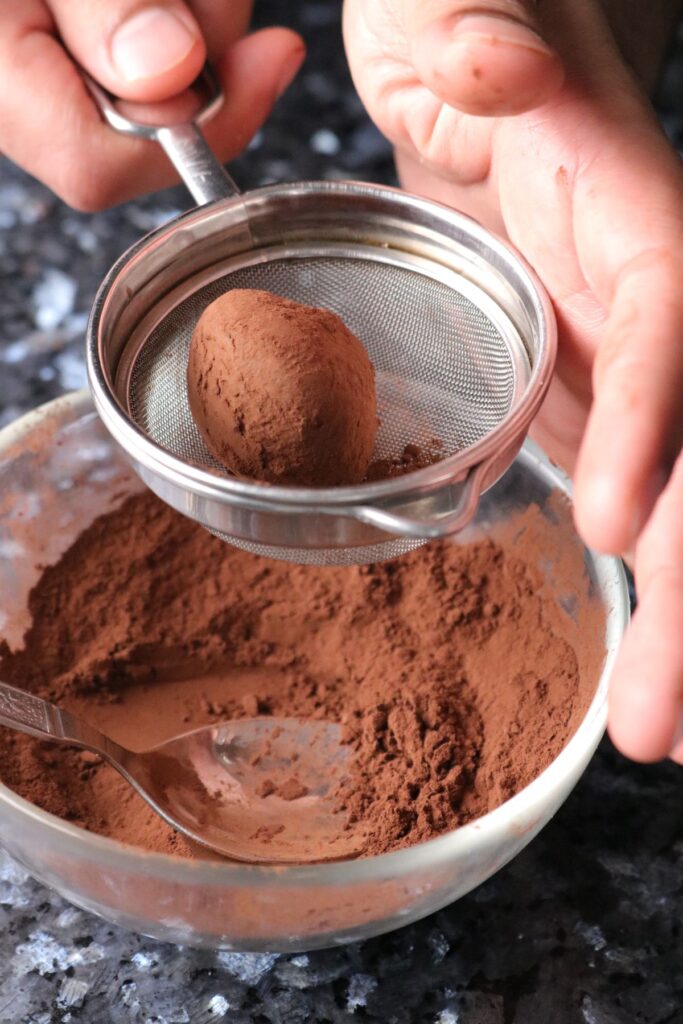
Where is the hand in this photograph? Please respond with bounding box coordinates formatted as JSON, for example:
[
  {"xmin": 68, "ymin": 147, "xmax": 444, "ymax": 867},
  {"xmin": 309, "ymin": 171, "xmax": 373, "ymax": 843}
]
[
  {"xmin": 0, "ymin": 1, "xmax": 304, "ymax": 209},
  {"xmin": 344, "ymin": 0, "xmax": 683, "ymax": 763}
]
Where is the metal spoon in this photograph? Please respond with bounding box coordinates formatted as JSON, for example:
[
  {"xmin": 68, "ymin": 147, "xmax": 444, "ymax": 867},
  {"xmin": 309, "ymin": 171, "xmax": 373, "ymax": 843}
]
[{"xmin": 0, "ymin": 681, "xmax": 362, "ymax": 863}]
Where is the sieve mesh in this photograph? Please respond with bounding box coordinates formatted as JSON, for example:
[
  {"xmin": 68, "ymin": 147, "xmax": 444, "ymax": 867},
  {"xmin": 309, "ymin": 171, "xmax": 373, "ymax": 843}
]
[
  {"xmin": 207, "ymin": 528, "xmax": 426, "ymax": 566},
  {"xmin": 128, "ymin": 256, "xmax": 519, "ymax": 474}
]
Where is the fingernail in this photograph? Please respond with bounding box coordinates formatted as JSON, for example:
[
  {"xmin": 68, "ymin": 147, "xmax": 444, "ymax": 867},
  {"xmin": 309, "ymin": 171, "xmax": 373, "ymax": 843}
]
[
  {"xmin": 111, "ymin": 7, "xmax": 199, "ymax": 83},
  {"xmin": 576, "ymin": 474, "xmax": 619, "ymax": 549},
  {"xmin": 275, "ymin": 45, "xmax": 305, "ymax": 99},
  {"xmin": 451, "ymin": 13, "xmax": 554, "ymax": 57}
]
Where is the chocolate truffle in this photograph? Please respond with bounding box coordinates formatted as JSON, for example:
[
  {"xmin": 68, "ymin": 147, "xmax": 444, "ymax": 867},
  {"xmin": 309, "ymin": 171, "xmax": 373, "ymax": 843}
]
[{"xmin": 187, "ymin": 289, "xmax": 378, "ymax": 486}]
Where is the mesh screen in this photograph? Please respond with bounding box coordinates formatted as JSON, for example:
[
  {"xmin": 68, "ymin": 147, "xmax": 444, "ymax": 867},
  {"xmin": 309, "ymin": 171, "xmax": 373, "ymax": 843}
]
[
  {"xmin": 207, "ymin": 528, "xmax": 426, "ymax": 566},
  {"xmin": 128, "ymin": 256, "xmax": 517, "ymax": 469},
  {"xmin": 126, "ymin": 255, "xmax": 519, "ymax": 565}
]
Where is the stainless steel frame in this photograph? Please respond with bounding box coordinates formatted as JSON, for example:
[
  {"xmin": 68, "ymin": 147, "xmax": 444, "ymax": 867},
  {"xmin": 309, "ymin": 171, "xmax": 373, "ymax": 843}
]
[{"xmin": 85, "ymin": 69, "xmax": 557, "ymax": 563}]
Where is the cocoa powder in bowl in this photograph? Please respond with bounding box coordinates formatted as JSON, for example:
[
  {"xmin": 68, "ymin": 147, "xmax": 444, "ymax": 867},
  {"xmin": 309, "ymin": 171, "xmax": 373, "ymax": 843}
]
[{"xmin": 0, "ymin": 492, "xmax": 593, "ymax": 861}]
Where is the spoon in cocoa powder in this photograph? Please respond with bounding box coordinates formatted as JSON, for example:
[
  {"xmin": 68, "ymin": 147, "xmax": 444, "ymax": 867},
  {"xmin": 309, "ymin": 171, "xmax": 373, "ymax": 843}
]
[{"xmin": 0, "ymin": 681, "xmax": 363, "ymax": 863}]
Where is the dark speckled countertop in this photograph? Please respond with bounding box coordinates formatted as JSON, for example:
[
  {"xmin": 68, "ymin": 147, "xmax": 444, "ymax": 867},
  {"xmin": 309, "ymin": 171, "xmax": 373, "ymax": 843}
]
[{"xmin": 0, "ymin": 3, "xmax": 682, "ymax": 1022}]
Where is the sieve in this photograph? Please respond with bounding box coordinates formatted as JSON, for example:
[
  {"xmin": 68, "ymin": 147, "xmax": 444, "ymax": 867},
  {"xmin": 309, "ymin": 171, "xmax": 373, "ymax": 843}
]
[{"xmin": 85, "ymin": 68, "xmax": 557, "ymax": 566}]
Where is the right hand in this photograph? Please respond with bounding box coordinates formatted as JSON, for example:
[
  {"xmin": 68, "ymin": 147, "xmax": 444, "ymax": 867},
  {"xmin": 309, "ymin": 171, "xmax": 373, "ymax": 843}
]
[
  {"xmin": 343, "ymin": 0, "xmax": 683, "ymax": 764},
  {"xmin": 0, "ymin": 1, "xmax": 305, "ymax": 210}
]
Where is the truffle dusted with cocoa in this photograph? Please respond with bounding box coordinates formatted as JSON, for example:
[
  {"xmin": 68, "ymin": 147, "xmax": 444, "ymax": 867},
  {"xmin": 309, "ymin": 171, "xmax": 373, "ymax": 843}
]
[{"xmin": 187, "ymin": 289, "xmax": 378, "ymax": 486}]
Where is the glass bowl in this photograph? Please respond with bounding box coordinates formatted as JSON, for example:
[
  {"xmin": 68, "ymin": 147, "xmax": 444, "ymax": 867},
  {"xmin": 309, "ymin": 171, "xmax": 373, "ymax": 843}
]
[{"xmin": 0, "ymin": 392, "xmax": 628, "ymax": 951}]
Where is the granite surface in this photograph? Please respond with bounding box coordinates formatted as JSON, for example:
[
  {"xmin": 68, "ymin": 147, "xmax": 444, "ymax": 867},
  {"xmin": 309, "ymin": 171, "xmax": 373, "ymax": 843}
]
[{"xmin": 0, "ymin": 2, "xmax": 682, "ymax": 1022}]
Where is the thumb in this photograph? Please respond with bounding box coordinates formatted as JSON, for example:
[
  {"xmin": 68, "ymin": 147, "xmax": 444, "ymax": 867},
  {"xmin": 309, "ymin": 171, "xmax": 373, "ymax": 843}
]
[
  {"xmin": 49, "ymin": 0, "xmax": 206, "ymax": 102},
  {"xmin": 403, "ymin": 0, "xmax": 564, "ymax": 116}
]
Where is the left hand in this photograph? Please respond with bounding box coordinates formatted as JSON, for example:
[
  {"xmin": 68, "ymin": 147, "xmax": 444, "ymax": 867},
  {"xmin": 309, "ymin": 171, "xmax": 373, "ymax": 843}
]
[
  {"xmin": 0, "ymin": 0, "xmax": 304, "ymax": 208},
  {"xmin": 343, "ymin": 0, "xmax": 683, "ymax": 762}
]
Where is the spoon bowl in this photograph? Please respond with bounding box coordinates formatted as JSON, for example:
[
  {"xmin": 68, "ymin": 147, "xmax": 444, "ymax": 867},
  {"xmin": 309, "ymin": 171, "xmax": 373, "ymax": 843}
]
[
  {"xmin": 133, "ymin": 718, "xmax": 361, "ymax": 863},
  {"xmin": 0, "ymin": 682, "xmax": 360, "ymax": 863}
]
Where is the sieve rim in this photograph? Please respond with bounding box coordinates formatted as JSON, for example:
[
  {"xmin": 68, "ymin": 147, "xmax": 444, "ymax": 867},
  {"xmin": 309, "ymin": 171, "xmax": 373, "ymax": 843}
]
[{"xmin": 87, "ymin": 180, "xmax": 557, "ymax": 511}]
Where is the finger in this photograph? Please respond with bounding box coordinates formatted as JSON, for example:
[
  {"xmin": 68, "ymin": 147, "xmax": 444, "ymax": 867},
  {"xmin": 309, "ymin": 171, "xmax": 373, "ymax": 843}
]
[
  {"xmin": 574, "ymin": 248, "xmax": 683, "ymax": 554},
  {"xmin": 0, "ymin": 6, "xmax": 304, "ymax": 210},
  {"xmin": 402, "ymin": 0, "xmax": 564, "ymax": 116},
  {"xmin": 188, "ymin": 0, "xmax": 253, "ymax": 62},
  {"xmin": 395, "ymin": 149, "xmax": 507, "ymax": 234},
  {"xmin": 607, "ymin": 455, "xmax": 683, "ymax": 762},
  {"xmin": 48, "ymin": 0, "xmax": 207, "ymax": 101}
]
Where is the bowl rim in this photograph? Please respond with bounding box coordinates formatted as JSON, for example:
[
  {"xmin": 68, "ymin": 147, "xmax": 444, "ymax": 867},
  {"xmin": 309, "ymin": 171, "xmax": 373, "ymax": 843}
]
[{"xmin": 0, "ymin": 390, "xmax": 630, "ymax": 888}]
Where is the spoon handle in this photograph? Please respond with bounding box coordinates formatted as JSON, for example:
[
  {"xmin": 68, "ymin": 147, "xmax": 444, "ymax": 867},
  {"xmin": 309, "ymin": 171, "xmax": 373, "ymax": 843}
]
[{"xmin": 0, "ymin": 680, "xmax": 125, "ymax": 760}]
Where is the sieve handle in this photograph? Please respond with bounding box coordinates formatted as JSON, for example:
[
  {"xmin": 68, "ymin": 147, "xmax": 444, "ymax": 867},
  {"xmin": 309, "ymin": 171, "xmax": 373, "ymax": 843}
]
[
  {"xmin": 81, "ymin": 65, "xmax": 241, "ymax": 206},
  {"xmin": 353, "ymin": 464, "xmax": 485, "ymax": 540},
  {"xmin": 157, "ymin": 123, "xmax": 239, "ymax": 205}
]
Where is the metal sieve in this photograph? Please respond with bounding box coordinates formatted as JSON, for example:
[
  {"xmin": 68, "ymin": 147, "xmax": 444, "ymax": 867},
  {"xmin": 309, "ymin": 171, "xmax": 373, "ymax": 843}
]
[{"xmin": 85, "ymin": 69, "xmax": 557, "ymax": 566}]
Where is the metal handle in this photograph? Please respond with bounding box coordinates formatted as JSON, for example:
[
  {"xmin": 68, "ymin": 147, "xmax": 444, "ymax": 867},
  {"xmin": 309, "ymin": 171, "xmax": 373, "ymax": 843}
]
[
  {"xmin": 156, "ymin": 122, "xmax": 236, "ymax": 205},
  {"xmin": 0, "ymin": 680, "xmax": 127, "ymax": 762},
  {"xmin": 82, "ymin": 65, "xmax": 240, "ymax": 206},
  {"xmin": 352, "ymin": 463, "xmax": 486, "ymax": 539}
]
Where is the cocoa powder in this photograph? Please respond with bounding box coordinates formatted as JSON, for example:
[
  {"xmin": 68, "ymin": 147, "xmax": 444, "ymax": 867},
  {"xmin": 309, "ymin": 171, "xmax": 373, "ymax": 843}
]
[
  {"xmin": 0, "ymin": 491, "xmax": 592, "ymax": 860},
  {"xmin": 365, "ymin": 440, "xmax": 445, "ymax": 481}
]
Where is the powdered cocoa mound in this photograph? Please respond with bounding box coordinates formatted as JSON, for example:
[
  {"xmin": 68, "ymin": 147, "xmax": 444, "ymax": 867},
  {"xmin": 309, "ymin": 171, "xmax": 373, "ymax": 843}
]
[{"xmin": 0, "ymin": 492, "xmax": 590, "ymax": 859}]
